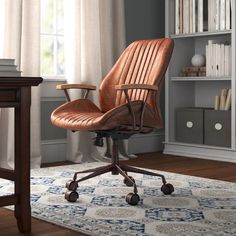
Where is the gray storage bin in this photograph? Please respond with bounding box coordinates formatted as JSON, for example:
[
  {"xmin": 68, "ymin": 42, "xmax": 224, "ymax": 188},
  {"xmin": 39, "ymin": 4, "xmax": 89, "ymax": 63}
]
[
  {"xmin": 204, "ymin": 109, "xmax": 231, "ymax": 147},
  {"xmin": 176, "ymin": 108, "xmax": 204, "ymax": 144}
]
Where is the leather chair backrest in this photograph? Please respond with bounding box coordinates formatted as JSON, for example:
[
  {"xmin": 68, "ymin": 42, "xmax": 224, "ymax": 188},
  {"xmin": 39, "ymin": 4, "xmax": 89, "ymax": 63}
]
[{"xmin": 99, "ymin": 39, "xmax": 174, "ymax": 115}]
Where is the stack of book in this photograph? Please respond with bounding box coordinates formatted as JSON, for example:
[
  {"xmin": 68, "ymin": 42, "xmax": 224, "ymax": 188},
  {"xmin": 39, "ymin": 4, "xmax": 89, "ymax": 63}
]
[
  {"xmin": 214, "ymin": 88, "xmax": 231, "ymax": 110},
  {"xmin": 208, "ymin": 0, "xmax": 232, "ymax": 31},
  {"xmin": 206, "ymin": 40, "xmax": 231, "ymax": 77},
  {"xmin": 0, "ymin": 59, "xmax": 21, "ymax": 77},
  {"xmin": 175, "ymin": 0, "xmax": 232, "ymax": 35},
  {"xmin": 180, "ymin": 66, "xmax": 206, "ymax": 77}
]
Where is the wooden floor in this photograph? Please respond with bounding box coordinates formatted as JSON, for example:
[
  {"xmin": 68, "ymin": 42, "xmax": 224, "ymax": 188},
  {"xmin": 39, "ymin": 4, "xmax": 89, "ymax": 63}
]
[{"xmin": 1, "ymin": 152, "xmax": 236, "ymax": 235}]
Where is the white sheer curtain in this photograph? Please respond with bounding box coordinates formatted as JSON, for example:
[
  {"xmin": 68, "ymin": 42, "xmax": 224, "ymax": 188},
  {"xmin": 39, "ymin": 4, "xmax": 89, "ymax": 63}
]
[
  {"xmin": 64, "ymin": 0, "xmax": 126, "ymax": 163},
  {"xmin": 0, "ymin": 0, "xmax": 41, "ymax": 168}
]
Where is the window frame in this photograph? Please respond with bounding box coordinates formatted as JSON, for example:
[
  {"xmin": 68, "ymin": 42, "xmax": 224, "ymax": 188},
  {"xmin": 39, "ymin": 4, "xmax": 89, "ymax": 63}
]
[{"xmin": 40, "ymin": 0, "xmax": 65, "ymax": 80}]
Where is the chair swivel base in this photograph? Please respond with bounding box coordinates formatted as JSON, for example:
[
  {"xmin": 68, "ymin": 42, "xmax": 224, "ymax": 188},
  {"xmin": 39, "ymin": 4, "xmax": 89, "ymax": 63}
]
[{"xmin": 64, "ymin": 162, "xmax": 174, "ymax": 206}]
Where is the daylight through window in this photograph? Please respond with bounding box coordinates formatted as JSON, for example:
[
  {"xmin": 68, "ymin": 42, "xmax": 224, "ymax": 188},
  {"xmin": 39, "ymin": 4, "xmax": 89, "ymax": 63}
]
[{"xmin": 40, "ymin": 0, "xmax": 65, "ymax": 77}]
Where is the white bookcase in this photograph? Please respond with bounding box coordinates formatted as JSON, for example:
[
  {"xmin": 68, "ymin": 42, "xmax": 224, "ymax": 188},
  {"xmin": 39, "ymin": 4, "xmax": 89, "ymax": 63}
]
[{"xmin": 164, "ymin": 0, "xmax": 236, "ymax": 163}]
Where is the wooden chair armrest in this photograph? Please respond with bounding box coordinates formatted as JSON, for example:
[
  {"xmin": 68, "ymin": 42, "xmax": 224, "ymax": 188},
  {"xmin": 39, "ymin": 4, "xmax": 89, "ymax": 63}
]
[
  {"xmin": 115, "ymin": 84, "xmax": 158, "ymax": 91},
  {"xmin": 56, "ymin": 83, "xmax": 96, "ymax": 102},
  {"xmin": 56, "ymin": 83, "xmax": 96, "ymax": 90},
  {"xmin": 115, "ymin": 84, "xmax": 158, "ymax": 131}
]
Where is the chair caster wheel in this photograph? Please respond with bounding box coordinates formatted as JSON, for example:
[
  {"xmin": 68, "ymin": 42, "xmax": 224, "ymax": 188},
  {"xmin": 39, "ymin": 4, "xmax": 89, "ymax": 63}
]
[
  {"xmin": 126, "ymin": 193, "xmax": 140, "ymax": 205},
  {"xmin": 66, "ymin": 180, "xmax": 78, "ymax": 191},
  {"xmin": 124, "ymin": 176, "xmax": 135, "ymax": 186},
  {"xmin": 65, "ymin": 191, "xmax": 79, "ymax": 202},
  {"xmin": 161, "ymin": 183, "xmax": 174, "ymax": 195}
]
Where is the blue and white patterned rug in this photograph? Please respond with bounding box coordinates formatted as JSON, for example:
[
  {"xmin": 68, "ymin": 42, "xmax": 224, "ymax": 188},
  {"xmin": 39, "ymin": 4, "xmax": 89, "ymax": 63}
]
[{"xmin": 0, "ymin": 162, "xmax": 236, "ymax": 236}]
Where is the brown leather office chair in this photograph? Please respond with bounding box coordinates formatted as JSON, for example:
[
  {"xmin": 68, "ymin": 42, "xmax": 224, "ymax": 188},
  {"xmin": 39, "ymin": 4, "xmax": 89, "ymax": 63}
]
[{"xmin": 51, "ymin": 38, "xmax": 174, "ymax": 205}]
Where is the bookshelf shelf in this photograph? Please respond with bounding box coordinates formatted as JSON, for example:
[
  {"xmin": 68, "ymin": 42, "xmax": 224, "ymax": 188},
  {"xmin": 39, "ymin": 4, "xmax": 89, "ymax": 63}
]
[
  {"xmin": 171, "ymin": 30, "xmax": 232, "ymax": 39},
  {"xmin": 171, "ymin": 76, "xmax": 231, "ymax": 81},
  {"xmin": 164, "ymin": 0, "xmax": 236, "ymax": 163}
]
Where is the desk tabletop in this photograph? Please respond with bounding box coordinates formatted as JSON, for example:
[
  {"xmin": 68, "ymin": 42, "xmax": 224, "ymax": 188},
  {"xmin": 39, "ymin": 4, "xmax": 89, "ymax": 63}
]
[{"xmin": 0, "ymin": 76, "xmax": 43, "ymax": 87}]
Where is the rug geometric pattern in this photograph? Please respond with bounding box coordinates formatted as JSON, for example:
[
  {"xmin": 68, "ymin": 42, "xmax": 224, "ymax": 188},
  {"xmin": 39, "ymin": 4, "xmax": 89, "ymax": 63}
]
[{"xmin": 0, "ymin": 162, "xmax": 236, "ymax": 236}]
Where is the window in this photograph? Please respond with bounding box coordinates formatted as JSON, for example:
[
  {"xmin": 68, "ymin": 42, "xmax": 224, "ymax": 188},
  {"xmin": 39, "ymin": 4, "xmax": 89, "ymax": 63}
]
[{"xmin": 40, "ymin": 0, "xmax": 65, "ymax": 77}]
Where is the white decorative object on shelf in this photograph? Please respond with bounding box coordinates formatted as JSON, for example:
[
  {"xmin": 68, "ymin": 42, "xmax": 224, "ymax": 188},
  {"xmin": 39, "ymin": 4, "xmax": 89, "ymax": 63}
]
[{"xmin": 191, "ymin": 54, "xmax": 206, "ymax": 67}]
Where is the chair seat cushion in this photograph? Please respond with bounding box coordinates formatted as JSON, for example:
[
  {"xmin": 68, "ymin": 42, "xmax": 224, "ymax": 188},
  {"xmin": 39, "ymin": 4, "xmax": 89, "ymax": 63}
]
[{"xmin": 51, "ymin": 99, "xmax": 160, "ymax": 131}]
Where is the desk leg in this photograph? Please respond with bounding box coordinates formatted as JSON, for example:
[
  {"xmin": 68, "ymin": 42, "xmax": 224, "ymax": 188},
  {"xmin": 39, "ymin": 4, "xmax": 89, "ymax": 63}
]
[{"xmin": 14, "ymin": 87, "xmax": 31, "ymax": 233}]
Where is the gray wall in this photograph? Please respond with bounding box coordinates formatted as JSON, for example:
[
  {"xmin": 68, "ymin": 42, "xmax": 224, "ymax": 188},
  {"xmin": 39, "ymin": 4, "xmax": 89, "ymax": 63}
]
[
  {"xmin": 124, "ymin": 0, "xmax": 165, "ymax": 45},
  {"xmin": 124, "ymin": 0, "xmax": 166, "ymax": 119},
  {"xmin": 124, "ymin": 0, "xmax": 166, "ymax": 153},
  {"xmin": 41, "ymin": 101, "xmax": 66, "ymax": 141}
]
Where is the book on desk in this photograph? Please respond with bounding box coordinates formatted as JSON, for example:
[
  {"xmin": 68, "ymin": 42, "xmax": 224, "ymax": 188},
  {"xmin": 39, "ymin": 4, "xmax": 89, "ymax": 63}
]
[{"xmin": 0, "ymin": 58, "xmax": 21, "ymax": 77}]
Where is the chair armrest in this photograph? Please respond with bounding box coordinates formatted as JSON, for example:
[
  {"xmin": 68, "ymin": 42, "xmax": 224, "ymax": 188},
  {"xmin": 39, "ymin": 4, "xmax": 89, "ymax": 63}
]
[
  {"xmin": 115, "ymin": 84, "xmax": 158, "ymax": 131},
  {"xmin": 56, "ymin": 83, "xmax": 96, "ymax": 90},
  {"xmin": 56, "ymin": 83, "xmax": 96, "ymax": 101},
  {"xmin": 115, "ymin": 84, "xmax": 158, "ymax": 91}
]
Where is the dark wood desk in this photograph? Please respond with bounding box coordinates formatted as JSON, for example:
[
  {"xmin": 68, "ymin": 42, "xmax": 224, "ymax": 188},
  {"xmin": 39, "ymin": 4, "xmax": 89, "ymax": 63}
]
[{"xmin": 0, "ymin": 77, "xmax": 43, "ymax": 233}]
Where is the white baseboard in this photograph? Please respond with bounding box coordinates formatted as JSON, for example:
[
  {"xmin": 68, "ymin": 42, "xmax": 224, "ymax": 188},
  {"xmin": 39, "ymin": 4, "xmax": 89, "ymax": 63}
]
[
  {"xmin": 41, "ymin": 139, "xmax": 67, "ymax": 163},
  {"xmin": 128, "ymin": 131, "xmax": 165, "ymax": 154},
  {"xmin": 164, "ymin": 142, "xmax": 236, "ymax": 163}
]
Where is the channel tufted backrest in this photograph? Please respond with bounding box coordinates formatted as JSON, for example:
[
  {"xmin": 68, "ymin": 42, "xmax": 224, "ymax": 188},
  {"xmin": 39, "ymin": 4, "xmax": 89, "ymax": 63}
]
[{"xmin": 99, "ymin": 38, "xmax": 174, "ymax": 114}]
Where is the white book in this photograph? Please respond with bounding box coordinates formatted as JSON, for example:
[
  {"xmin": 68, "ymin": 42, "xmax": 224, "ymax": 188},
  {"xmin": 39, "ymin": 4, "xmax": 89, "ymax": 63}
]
[
  {"xmin": 212, "ymin": 0, "xmax": 217, "ymax": 31},
  {"xmin": 219, "ymin": 44, "xmax": 222, "ymax": 76},
  {"xmin": 0, "ymin": 71, "xmax": 21, "ymax": 77},
  {"xmin": 0, "ymin": 58, "xmax": 15, "ymax": 66},
  {"xmin": 186, "ymin": 0, "xmax": 190, "ymax": 33},
  {"xmin": 215, "ymin": 0, "xmax": 220, "ymax": 30},
  {"xmin": 190, "ymin": 0, "xmax": 193, "ymax": 33},
  {"xmin": 231, "ymin": 0, "xmax": 232, "ymax": 29},
  {"xmin": 217, "ymin": 44, "xmax": 223, "ymax": 76},
  {"xmin": 212, "ymin": 43, "xmax": 217, "ymax": 76},
  {"xmin": 208, "ymin": 41, "xmax": 212, "ymax": 76},
  {"xmin": 220, "ymin": 0, "xmax": 226, "ymax": 30},
  {"xmin": 183, "ymin": 0, "xmax": 190, "ymax": 34},
  {"xmin": 198, "ymin": 0, "xmax": 203, "ymax": 32},
  {"xmin": 192, "ymin": 0, "xmax": 196, "ymax": 33},
  {"xmin": 0, "ymin": 65, "xmax": 18, "ymax": 71},
  {"xmin": 224, "ymin": 45, "xmax": 228, "ymax": 76},
  {"xmin": 215, "ymin": 44, "xmax": 220, "ymax": 77},
  {"xmin": 225, "ymin": 0, "xmax": 230, "ymax": 30},
  {"xmin": 175, "ymin": 0, "xmax": 180, "ymax": 34},
  {"xmin": 224, "ymin": 45, "xmax": 230, "ymax": 76},
  {"xmin": 183, "ymin": 0, "xmax": 186, "ymax": 34},
  {"xmin": 207, "ymin": 40, "xmax": 216, "ymax": 77},
  {"xmin": 208, "ymin": 0, "xmax": 212, "ymax": 31},
  {"xmin": 179, "ymin": 0, "xmax": 183, "ymax": 34},
  {"xmin": 220, "ymin": 44, "xmax": 225, "ymax": 76},
  {"xmin": 206, "ymin": 45, "xmax": 210, "ymax": 76}
]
